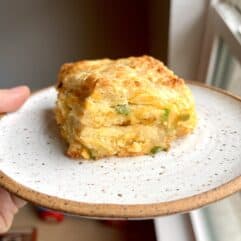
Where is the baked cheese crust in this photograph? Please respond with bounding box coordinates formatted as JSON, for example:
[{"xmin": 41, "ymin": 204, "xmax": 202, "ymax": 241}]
[{"xmin": 55, "ymin": 55, "xmax": 197, "ymax": 159}]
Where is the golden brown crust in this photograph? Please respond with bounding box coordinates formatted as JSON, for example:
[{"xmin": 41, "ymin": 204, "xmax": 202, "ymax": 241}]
[
  {"xmin": 57, "ymin": 55, "xmax": 184, "ymax": 91},
  {"xmin": 67, "ymin": 150, "xmax": 147, "ymax": 159}
]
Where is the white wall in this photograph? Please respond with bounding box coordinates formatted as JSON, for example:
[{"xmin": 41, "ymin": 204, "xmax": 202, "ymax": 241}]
[{"xmin": 168, "ymin": 0, "xmax": 209, "ymax": 80}]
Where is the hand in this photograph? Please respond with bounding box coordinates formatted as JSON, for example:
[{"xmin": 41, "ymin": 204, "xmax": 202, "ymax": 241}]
[{"xmin": 0, "ymin": 86, "xmax": 30, "ymax": 233}]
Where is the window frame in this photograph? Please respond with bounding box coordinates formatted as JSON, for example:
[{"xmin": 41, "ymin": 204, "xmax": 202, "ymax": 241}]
[{"xmin": 197, "ymin": 0, "xmax": 241, "ymax": 83}]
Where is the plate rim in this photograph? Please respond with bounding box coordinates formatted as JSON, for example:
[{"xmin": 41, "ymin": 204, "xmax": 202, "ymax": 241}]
[{"xmin": 0, "ymin": 81, "xmax": 241, "ymax": 218}]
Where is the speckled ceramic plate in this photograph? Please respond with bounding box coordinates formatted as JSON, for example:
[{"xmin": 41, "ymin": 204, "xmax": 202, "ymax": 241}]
[{"xmin": 0, "ymin": 82, "xmax": 241, "ymax": 219}]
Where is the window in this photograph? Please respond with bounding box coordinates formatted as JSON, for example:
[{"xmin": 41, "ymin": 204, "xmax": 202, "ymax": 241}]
[
  {"xmin": 199, "ymin": 0, "xmax": 241, "ymax": 97},
  {"xmin": 192, "ymin": 1, "xmax": 241, "ymax": 240},
  {"xmin": 211, "ymin": 38, "xmax": 241, "ymax": 96}
]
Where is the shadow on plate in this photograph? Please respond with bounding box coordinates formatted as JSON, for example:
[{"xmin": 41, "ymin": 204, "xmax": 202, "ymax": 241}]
[{"xmin": 41, "ymin": 108, "xmax": 67, "ymax": 156}]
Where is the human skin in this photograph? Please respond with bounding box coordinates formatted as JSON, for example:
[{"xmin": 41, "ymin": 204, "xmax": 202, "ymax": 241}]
[{"xmin": 0, "ymin": 86, "xmax": 30, "ymax": 233}]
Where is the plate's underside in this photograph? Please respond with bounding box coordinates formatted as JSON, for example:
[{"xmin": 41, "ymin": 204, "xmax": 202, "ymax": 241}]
[{"xmin": 0, "ymin": 83, "xmax": 241, "ymax": 218}]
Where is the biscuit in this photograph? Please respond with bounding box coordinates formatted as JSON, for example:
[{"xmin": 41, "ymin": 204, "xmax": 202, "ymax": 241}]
[{"xmin": 55, "ymin": 55, "xmax": 197, "ymax": 159}]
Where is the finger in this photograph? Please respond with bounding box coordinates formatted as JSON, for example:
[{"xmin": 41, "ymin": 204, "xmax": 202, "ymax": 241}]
[
  {"xmin": 0, "ymin": 211, "xmax": 14, "ymax": 234},
  {"xmin": 0, "ymin": 187, "xmax": 18, "ymax": 234},
  {"xmin": 11, "ymin": 195, "xmax": 26, "ymax": 209},
  {"xmin": 0, "ymin": 86, "xmax": 31, "ymax": 113}
]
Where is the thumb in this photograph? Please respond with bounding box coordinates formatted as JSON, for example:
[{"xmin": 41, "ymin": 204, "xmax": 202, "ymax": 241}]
[{"xmin": 0, "ymin": 86, "xmax": 30, "ymax": 113}]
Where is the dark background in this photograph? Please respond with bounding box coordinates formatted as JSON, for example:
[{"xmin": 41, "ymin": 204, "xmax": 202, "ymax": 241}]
[{"xmin": 0, "ymin": 0, "xmax": 169, "ymax": 89}]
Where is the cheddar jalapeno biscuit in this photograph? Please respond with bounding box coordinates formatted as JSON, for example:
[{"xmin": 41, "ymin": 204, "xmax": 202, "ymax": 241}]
[{"xmin": 55, "ymin": 56, "xmax": 197, "ymax": 159}]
